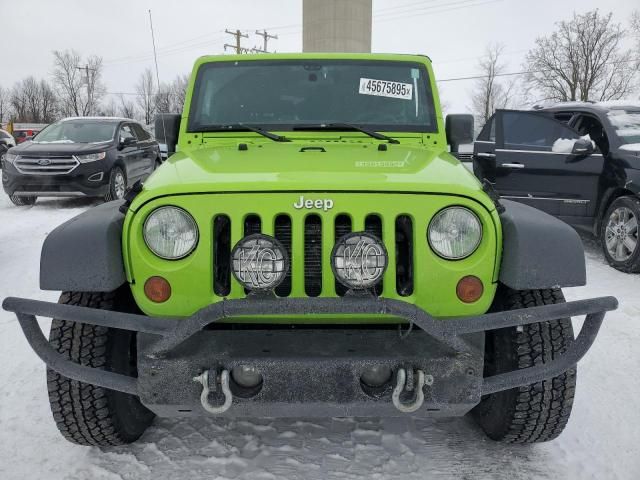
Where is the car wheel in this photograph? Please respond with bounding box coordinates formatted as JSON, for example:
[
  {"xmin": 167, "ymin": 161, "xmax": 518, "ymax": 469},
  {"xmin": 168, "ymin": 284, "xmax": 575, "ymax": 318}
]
[
  {"xmin": 104, "ymin": 167, "xmax": 127, "ymax": 202},
  {"xmin": 47, "ymin": 289, "xmax": 155, "ymax": 446},
  {"xmin": 472, "ymin": 287, "xmax": 576, "ymax": 443},
  {"xmin": 601, "ymin": 196, "xmax": 640, "ymax": 273},
  {"xmin": 9, "ymin": 194, "xmax": 37, "ymax": 206},
  {"xmin": 155, "ymin": 158, "xmax": 162, "ymax": 169}
]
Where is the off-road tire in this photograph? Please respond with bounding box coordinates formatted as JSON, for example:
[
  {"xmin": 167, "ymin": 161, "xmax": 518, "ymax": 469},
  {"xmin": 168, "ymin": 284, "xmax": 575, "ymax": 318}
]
[
  {"xmin": 47, "ymin": 290, "xmax": 155, "ymax": 446},
  {"xmin": 600, "ymin": 195, "xmax": 640, "ymax": 273},
  {"xmin": 472, "ymin": 287, "xmax": 576, "ymax": 443},
  {"xmin": 104, "ymin": 166, "xmax": 126, "ymax": 202},
  {"xmin": 9, "ymin": 194, "xmax": 37, "ymax": 206}
]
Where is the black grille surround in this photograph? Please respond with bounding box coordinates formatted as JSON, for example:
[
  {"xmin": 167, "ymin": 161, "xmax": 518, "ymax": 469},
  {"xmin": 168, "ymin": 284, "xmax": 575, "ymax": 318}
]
[{"xmin": 213, "ymin": 213, "xmax": 414, "ymax": 298}]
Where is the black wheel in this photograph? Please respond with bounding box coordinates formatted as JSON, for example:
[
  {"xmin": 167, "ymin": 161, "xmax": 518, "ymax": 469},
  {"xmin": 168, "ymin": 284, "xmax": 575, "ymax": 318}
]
[
  {"xmin": 9, "ymin": 194, "xmax": 37, "ymax": 206},
  {"xmin": 472, "ymin": 287, "xmax": 576, "ymax": 443},
  {"xmin": 47, "ymin": 289, "xmax": 155, "ymax": 446},
  {"xmin": 601, "ymin": 196, "xmax": 640, "ymax": 273},
  {"xmin": 104, "ymin": 166, "xmax": 126, "ymax": 202},
  {"xmin": 0, "ymin": 144, "xmax": 8, "ymax": 166},
  {"xmin": 155, "ymin": 158, "xmax": 162, "ymax": 169}
]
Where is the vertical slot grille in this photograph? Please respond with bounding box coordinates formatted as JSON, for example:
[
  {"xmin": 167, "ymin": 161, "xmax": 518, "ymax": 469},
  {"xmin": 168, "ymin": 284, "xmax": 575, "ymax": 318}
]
[
  {"xmin": 213, "ymin": 215, "xmax": 231, "ymax": 296},
  {"xmin": 395, "ymin": 215, "xmax": 414, "ymax": 296},
  {"xmin": 274, "ymin": 215, "xmax": 292, "ymax": 297},
  {"xmin": 334, "ymin": 214, "xmax": 352, "ymax": 296},
  {"xmin": 244, "ymin": 214, "xmax": 261, "ymax": 236},
  {"xmin": 365, "ymin": 214, "xmax": 383, "ymax": 296},
  {"xmin": 304, "ymin": 215, "xmax": 322, "ymax": 297}
]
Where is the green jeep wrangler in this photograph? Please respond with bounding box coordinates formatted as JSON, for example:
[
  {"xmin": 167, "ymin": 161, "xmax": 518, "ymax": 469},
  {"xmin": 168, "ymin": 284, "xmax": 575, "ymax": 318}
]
[{"xmin": 3, "ymin": 53, "xmax": 617, "ymax": 446}]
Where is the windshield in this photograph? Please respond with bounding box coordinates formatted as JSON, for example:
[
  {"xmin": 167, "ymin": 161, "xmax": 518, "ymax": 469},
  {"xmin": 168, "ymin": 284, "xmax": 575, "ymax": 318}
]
[
  {"xmin": 606, "ymin": 109, "xmax": 640, "ymax": 144},
  {"xmin": 34, "ymin": 120, "xmax": 117, "ymax": 144},
  {"xmin": 188, "ymin": 59, "xmax": 437, "ymax": 133}
]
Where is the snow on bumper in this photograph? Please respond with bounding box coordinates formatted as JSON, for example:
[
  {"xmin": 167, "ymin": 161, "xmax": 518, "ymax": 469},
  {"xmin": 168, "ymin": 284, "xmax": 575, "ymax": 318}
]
[{"xmin": 2, "ymin": 295, "xmax": 618, "ymax": 417}]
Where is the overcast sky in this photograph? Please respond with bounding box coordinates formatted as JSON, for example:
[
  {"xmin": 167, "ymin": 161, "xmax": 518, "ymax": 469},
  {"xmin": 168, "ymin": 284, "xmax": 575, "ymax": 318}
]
[{"xmin": 2, "ymin": 0, "xmax": 638, "ymax": 113}]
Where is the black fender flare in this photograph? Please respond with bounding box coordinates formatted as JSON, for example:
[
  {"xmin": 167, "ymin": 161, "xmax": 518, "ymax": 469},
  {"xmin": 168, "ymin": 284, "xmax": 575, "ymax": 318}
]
[
  {"xmin": 498, "ymin": 200, "xmax": 586, "ymax": 290},
  {"xmin": 40, "ymin": 200, "xmax": 127, "ymax": 292}
]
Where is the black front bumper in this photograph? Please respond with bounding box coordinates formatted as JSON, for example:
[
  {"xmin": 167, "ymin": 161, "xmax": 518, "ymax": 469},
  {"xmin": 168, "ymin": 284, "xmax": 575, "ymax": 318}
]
[
  {"xmin": 2, "ymin": 163, "xmax": 110, "ymax": 197},
  {"xmin": 2, "ymin": 295, "xmax": 618, "ymax": 418}
]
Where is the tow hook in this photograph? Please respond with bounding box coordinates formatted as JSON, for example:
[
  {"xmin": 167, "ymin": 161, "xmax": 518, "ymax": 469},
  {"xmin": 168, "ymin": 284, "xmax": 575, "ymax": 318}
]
[
  {"xmin": 392, "ymin": 367, "xmax": 433, "ymax": 413},
  {"xmin": 193, "ymin": 369, "xmax": 233, "ymax": 414}
]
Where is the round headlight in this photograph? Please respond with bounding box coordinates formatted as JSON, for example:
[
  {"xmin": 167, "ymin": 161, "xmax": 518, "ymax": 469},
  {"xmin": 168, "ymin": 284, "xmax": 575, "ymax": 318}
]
[
  {"xmin": 143, "ymin": 206, "xmax": 198, "ymax": 259},
  {"xmin": 428, "ymin": 207, "xmax": 482, "ymax": 260},
  {"xmin": 231, "ymin": 234, "xmax": 289, "ymax": 291},
  {"xmin": 331, "ymin": 232, "xmax": 388, "ymax": 290}
]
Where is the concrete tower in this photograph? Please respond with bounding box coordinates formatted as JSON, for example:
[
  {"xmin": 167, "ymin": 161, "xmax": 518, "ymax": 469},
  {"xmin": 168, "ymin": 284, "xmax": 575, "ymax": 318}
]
[{"xmin": 303, "ymin": 0, "xmax": 372, "ymax": 53}]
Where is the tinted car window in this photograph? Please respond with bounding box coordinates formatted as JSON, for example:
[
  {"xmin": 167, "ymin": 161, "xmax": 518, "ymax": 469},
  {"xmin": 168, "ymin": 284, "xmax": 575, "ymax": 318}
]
[
  {"xmin": 502, "ymin": 112, "xmax": 579, "ymax": 151},
  {"xmin": 0, "ymin": 130, "xmax": 11, "ymax": 139},
  {"xmin": 132, "ymin": 123, "xmax": 151, "ymax": 141},
  {"xmin": 34, "ymin": 121, "xmax": 117, "ymax": 143},
  {"xmin": 189, "ymin": 59, "xmax": 438, "ymax": 133},
  {"xmin": 477, "ymin": 117, "xmax": 494, "ymax": 141},
  {"xmin": 119, "ymin": 125, "xmax": 137, "ymax": 143}
]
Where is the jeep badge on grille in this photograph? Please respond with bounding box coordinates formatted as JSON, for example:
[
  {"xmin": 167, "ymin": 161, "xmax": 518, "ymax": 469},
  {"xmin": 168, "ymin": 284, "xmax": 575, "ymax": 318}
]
[{"xmin": 293, "ymin": 195, "xmax": 334, "ymax": 211}]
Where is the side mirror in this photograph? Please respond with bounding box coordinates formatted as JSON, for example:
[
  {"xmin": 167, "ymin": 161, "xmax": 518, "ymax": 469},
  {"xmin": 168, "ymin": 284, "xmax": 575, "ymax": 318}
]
[
  {"xmin": 119, "ymin": 136, "xmax": 136, "ymax": 149},
  {"xmin": 155, "ymin": 113, "xmax": 181, "ymax": 156},
  {"xmin": 446, "ymin": 114, "xmax": 474, "ymax": 153},
  {"xmin": 571, "ymin": 138, "xmax": 594, "ymax": 155}
]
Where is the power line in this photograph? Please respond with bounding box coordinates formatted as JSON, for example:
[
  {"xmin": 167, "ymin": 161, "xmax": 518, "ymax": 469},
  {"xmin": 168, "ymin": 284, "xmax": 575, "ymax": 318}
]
[{"xmin": 438, "ymin": 58, "xmax": 640, "ymax": 82}]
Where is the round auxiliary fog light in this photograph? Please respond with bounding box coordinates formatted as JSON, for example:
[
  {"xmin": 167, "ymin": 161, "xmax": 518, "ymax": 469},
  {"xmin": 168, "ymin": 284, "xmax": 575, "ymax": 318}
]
[
  {"xmin": 231, "ymin": 234, "xmax": 289, "ymax": 291},
  {"xmin": 331, "ymin": 232, "xmax": 388, "ymax": 290}
]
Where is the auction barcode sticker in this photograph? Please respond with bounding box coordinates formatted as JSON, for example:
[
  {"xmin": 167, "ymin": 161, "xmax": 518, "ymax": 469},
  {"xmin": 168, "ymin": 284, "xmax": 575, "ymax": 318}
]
[{"xmin": 358, "ymin": 78, "xmax": 413, "ymax": 100}]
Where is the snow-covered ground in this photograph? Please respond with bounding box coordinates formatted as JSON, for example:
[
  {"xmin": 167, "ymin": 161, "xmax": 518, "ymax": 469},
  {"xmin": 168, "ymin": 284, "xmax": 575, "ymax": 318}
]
[{"xmin": 0, "ymin": 194, "xmax": 639, "ymax": 480}]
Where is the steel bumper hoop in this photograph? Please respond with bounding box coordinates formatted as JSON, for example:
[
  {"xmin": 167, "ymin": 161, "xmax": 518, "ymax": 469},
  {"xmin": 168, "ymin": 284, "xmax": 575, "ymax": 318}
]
[{"xmin": 2, "ymin": 295, "xmax": 618, "ymax": 401}]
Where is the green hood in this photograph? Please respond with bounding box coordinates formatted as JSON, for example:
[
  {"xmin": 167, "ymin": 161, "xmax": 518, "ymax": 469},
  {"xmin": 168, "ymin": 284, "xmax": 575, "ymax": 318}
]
[{"xmin": 132, "ymin": 140, "xmax": 492, "ymax": 211}]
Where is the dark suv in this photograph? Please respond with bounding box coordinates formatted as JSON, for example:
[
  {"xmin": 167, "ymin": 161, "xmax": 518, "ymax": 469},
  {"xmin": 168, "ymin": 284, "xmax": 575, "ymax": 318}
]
[
  {"xmin": 2, "ymin": 117, "xmax": 161, "ymax": 206},
  {"xmin": 473, "ymin": 103, "xmax": 640, "ymax": 273}
]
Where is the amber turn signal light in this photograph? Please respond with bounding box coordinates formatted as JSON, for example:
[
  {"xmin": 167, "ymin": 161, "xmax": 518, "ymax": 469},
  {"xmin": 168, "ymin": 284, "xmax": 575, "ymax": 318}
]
[
  {"xmin": 144, "ymin": 276, "xmax": 171, "ymax": 303},
  {"xmin": 456, "ymin": 275, "xmax": 484, "ymax": 303}
]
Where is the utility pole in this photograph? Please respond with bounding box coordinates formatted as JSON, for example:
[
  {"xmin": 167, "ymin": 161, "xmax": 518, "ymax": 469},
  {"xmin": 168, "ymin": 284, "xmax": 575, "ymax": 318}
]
[
  {"xmin": 75, "ymin": 64, "xmax": 97, "ymax": 115},
  {"xmin": 253, "ymin": 30, "xmax": 278, "ymax": 53},
  {"xmin": 224, "ymin": 29, "xmax": 249, "ymax": 54}
]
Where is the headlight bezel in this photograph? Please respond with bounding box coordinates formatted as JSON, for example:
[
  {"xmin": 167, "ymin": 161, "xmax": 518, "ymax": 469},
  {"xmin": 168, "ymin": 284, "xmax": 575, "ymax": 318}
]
[
  {"xmin": 75, "ymin": 152, "xmax": 107, "ymax": 163},
  {"xmin": 4, "ymin": 152, "xmax": 18, "ymax": 164},
  {"xmin": 143, "ymin": 206, "xmax": 199, "ymax": 260},
  {"xmin": 427, "ymin": 206, "xmax": 483, "ymax": 260}
]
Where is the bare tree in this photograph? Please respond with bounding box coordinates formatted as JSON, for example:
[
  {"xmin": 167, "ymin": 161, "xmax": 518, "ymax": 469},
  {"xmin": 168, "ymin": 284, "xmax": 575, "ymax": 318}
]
[
  {"xmin": 524, "ymin": 10, "xmax": 637, "ymax": 102},
  {"xmin": 39, "ymin": 80, "xmax": 58, "ymax": 123},
  {"xmin": 171, "ymin": 74, "xmax": 189, "ymax": 112},
  {"xmin": 118, "ymin": 94, "xmax": 138, "ymax": 119},
  {"xmin": 8, "ymin": 77, "xmax": 58, "ymax": 123},
  {"xmin": 135, "ymin": 68, "xmax": 156, "ymax": 125},
  {"xmin": 0, "ymin": 86, "xmax": 10, "ymax": 123},
  {"xmin": 99, "ymin": 98, "xmax": 119, "ymax": 117},
  {"xmin": 52, "ymin": 49, "xmax": 106, "ymax": 117},
  {"xmin": 471, "ymin": 44, "xmax": 515, "ymax": 125}
]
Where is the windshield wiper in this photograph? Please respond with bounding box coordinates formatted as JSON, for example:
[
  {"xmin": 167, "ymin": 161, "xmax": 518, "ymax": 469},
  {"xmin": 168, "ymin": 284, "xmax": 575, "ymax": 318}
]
[
  {"xmin": 193, "ymin": 124, "xmax": 290, "ymax": 142},
  {"xmin": 293, "ymin": 123, "xmax": 400, "ymax": 144}
]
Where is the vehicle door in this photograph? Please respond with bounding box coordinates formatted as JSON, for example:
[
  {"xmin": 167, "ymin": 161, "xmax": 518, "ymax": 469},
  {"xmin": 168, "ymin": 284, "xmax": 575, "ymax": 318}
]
[
  {"xmin": 473, "ymin": 109, "xmax": 605, "ymax": 222},
  {"xmin": 117, "ymin": 123, "xmax": 142, "ymax": 180},
  {"xmin": 131, "ymin": 123, "xmax": 156, "ymax": 176}
]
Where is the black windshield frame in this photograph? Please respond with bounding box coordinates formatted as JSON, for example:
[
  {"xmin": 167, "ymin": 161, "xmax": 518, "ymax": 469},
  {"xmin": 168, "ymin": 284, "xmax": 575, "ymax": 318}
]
[{"xmin": 187, "ymin": 59, "xmax": 438, "ymax": 134}]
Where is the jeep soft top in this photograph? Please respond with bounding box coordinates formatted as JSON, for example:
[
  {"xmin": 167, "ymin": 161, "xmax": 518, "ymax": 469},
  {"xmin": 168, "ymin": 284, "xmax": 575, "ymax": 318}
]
[{"xmin": 3, "ymin": 53, "xmax": 616, "ymax": 446}]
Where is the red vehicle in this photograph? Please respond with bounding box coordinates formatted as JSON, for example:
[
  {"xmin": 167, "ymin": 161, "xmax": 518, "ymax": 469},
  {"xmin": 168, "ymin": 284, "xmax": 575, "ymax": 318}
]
[{"xmin": 13, "ymin": 129, "xmax": 38, "ymax": 144}]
